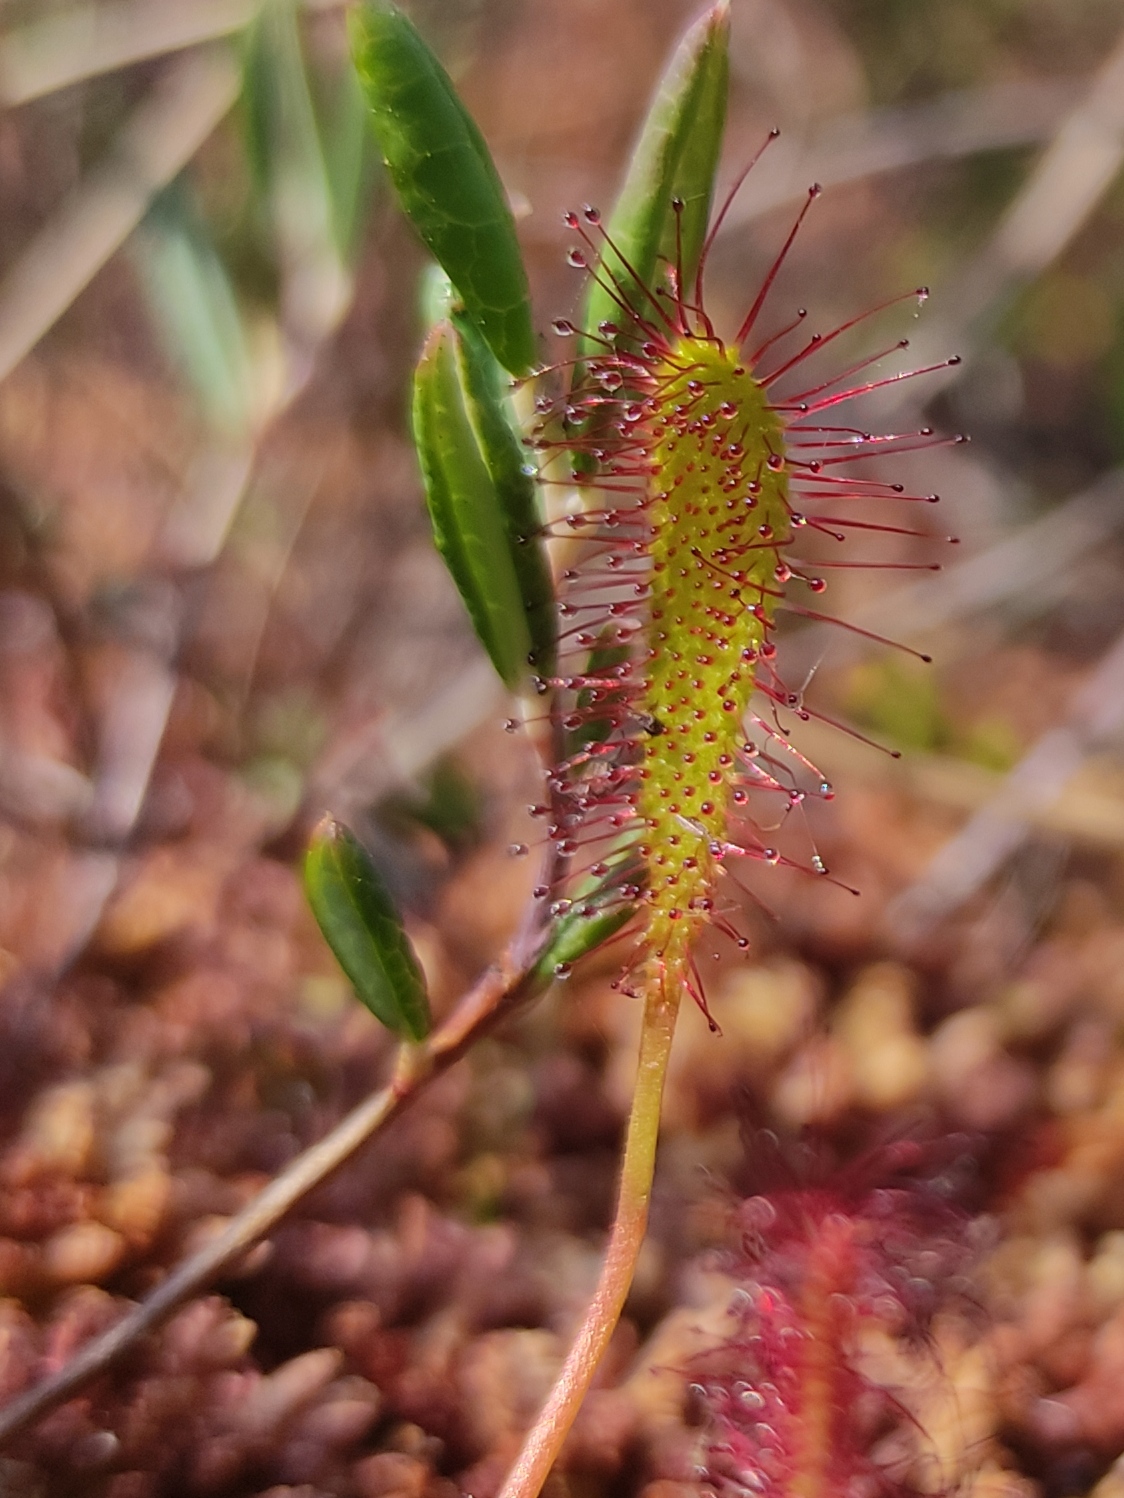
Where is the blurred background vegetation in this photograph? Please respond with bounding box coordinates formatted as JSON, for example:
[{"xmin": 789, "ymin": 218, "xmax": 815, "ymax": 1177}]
[{"xmin": 3, "ymin": 2, "xmax": 1124, "ymax": 1495}]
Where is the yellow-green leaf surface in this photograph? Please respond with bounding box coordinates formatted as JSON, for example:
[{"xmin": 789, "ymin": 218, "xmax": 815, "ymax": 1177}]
[
  {"xmin": 581, "ymin": 1, "xmax": 729, "ymax": 355},
  {"xmin": 304, "ymin": 817, "xmax": 431, "ymax": 1042},
  {"xmin": 413, "ymin": 320, "xmax": 538, "ymax": 689},
  {"xmin": 350, "ymin": 2, "xmax": 535, "ymax": 377}
]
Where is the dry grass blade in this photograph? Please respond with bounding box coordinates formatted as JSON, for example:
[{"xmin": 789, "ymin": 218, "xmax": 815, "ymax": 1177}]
[
  {"xmin": 721, "ymin": 76, "xmax": 1082, "ymax": 227},
  {"xmin": 781, "ymin": 469, "xmax": 1124, "ymax": 693},
  {"xmin": 0, "ymin": 0, "xmax": 260, "ymax": 106},
  {"xmin": 874, "ymin": 23, "xmax": 1124, "ymax": 409},
  {"xmin": 0, "ymin": 46, "xmax": 240, "ymax": 385},
  {"xmin": 888, "ymin": 628, "xmax": 1124, "ymax": 941}
]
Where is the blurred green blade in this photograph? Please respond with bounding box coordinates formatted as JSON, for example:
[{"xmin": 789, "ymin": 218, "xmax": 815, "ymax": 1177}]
[
  {"xmin": 350, "ymin": 1, "xmax": 535, "ymax": 377},
  {"xmin": 582, "ymin": 0, "xmax": 729, "ymax": 353},
  {"xmin": 452, "ymin": 309, "xmax": 555, "ymax": 677},
  {"xmin": 320, "ymin": 52, "xmax": 379, "ymax": 263},
  {"xmin": 305, "ymin": 817, "xmax": 431, "ymax": 1042},
  {"xmin": 413, "ymin": 319, "xmax": 538, "ymax": 690},
  {"xmin": 242, "ymin": 0, "xmax": 348, "ymax": 338},
  {"xmin": 135, "ymin": 184, "xmax": 255, "ymax": 438}
]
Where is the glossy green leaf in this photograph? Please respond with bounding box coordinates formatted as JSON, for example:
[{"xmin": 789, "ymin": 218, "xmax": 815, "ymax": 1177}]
[
  {"xmin": 135, "ymin": 184, "xmax": 255, "ymax": 438},
  {"xmin": 451, "ymin": 309, "xmax": 555, "ymax": 677},
  {"xmin": 414, "ymin": 319, "xmax": 547, "ymax": 688},
  {"xmin": 581, "ymin": 0, "xmax": 729, "ymax": 353},
  {"xmin": 350, "ymin": 1, "xmax": 535, "ymax": 376},
  {"xmin": 304, "ymin": 816, "xmax": 431, "ymax": 1041}
]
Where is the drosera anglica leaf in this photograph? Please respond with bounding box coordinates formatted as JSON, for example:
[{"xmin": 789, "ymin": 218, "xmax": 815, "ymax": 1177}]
[
  {"xmin": 580, "ymin": 0, "xmax": 729, "ymax": 360},
  {"xmin": 304, "ymin": 816, "xmax": 431, "ymax": 1042},
  {"xmin": 349, "ymin": 1, "xmax": 536, "ymax": 377},
  {"xmin": 413, "ymin": 319, "xmax": 537, "ymax": 690}
]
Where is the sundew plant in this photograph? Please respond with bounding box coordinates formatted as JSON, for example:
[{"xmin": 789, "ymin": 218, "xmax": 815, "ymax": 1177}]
[{"xmin": 303, "ymin": 5, "xmax": 960, "ymax": 1497}]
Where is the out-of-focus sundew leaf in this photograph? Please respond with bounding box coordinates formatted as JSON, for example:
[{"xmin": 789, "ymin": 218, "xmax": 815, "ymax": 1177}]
[
  {"xmin": 304, "ymin": 816, "xmax": 431, "ymax": 1042},
  {"xmin": 350, "ymin": 1, "xmax": 536, "ymax": 377},
  {"xmin": 451, "ymin": 309, "xmax": 555, "ymax": 677},
  {"xmin": 581, "ymin": 0, "xmax": 729, "ymax": 356},
  {"xmin": 413, "ymin": 319, "xmax": 536, "ymax": 690},
  {"xmin": 135, "ymin": 183, "xmax": 256, "ymax": 438},
  {"xmin": 570, "ymin": 630, "xmax": 630, "ymax": 749},
  {"xmin": 242, "ymin": 0, "xmax": 349, "ymax": 341}
]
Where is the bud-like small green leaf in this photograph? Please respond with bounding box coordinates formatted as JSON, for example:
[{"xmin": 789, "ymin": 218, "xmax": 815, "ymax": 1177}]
[
  {"xmin": 350, "ymin": 2, "xmax": 536, "ymax": 377},
  {"xmin": 414, "ymin": 319, "xmax": 552, "ymax": 688},
  {"xmin": 533, "ymin": 881, "xmax": 637, "ymax": 983},
  {"xmin": 582, "ymin": 1, "xmax": 729, "ymax": 355},
  {"xmin": 304, "ymin": 816, "xmax": 431, "ymax": 1042}
]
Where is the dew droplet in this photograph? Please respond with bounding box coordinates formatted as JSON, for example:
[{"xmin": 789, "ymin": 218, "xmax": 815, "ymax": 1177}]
[
  {"xmin": 566, "ymin": 248, "xmax": 586, "ymax": 269},
  {"xmin": 552, "ymin": 318, "xmax": 576, "ymax": 336}
]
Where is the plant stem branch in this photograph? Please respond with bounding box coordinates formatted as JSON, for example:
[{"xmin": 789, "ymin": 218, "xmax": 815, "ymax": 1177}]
[
  {"xmin": 0, "ymin": 937, "xmax": 550, "ymax": 1450},
  {"xmin": 497, "ymin": 978, "xmax": 682, "ymax": 1498}
]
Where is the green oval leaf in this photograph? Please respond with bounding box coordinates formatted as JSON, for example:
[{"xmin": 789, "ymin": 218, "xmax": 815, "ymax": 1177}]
[
  {"xmin": 413, "ymin": 319, "xmax": 540, "ymax": 689},
  {"xmin": 582, "ymin": 1, "xmax": 729, "ymax": 354},
  {"xmin": 305, "ymin": 816, "xmax": 431, "ymax": 1042},
  {"xmin": 451, "ymin": 309, "xmax": 555, "ymax": 677},
  {"xmin": 350, "ymin": 1, "xmax": 535, "ymax": 377}
]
